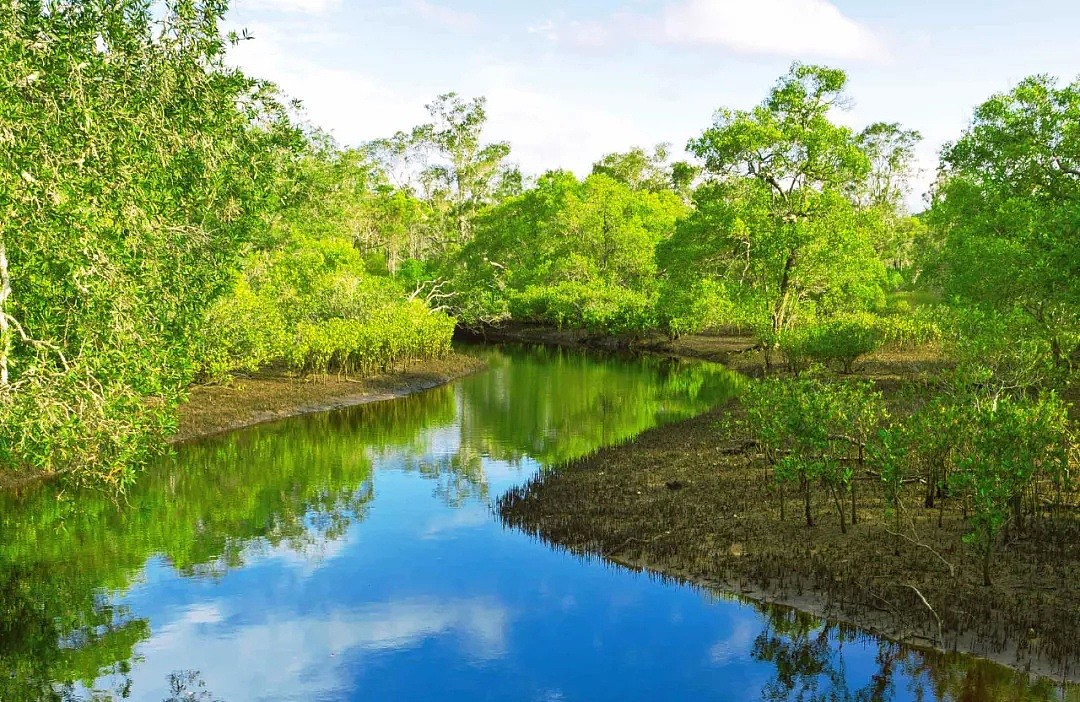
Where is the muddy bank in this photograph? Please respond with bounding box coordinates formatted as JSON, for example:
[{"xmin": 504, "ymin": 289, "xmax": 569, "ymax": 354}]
[
  {"xmin": 498, "ymin": 398, "xmax": 1080, "ymax": 684},
  {"xmin": 174, "ymin": 352, "xmax": 486, "ymax": 444}
]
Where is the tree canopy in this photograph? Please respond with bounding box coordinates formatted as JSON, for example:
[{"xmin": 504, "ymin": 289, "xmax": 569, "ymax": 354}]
[{"xmin": 930, "ymin": 75, "xmax": 1080, "ymax": 365}]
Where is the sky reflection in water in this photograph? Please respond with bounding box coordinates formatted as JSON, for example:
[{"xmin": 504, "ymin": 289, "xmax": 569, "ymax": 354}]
[{"xmin": 0, "ymin": 345, "xmax": 1072, "ymax": 701}]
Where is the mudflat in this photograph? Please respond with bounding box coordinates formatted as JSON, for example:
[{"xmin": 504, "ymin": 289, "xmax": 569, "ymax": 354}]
[{"xmin": 174, "ymin": 352, "xmax": 486, "ymax": 443}]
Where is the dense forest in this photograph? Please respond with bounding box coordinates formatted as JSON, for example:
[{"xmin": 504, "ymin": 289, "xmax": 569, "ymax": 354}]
[{"xmin": 1, "ymin": 1, "xmax": 1077, "ymax": 580}]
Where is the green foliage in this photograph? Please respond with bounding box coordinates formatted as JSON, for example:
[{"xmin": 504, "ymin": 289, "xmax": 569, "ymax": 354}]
[
  {"xmin": 875, "ymin": 306, "xmax": 943, "ymax": 350},
  {"xmin": 451, "ymin": 171, "xmax": 686, "ymax": 332},
  {"xmin": 0, "ymin": 365, "xmax": 172, "ymax": 488},
  {"xmin": 744, "ymin": 364, "xmax": 1074, "ymax": 586},
  {"xmin": 661, "ymin": 63, "xmax": 899, "ymax": 342},
  {"xmin": 928, "ymin": 75, "xmax": 1080, "ymax": 367},
  {"xmin": 893, "ymin": 396, "xmax": 967, "ymax": 512},
  {"xmin": 941, "ymin": 306, "xmax": 1061, "ymax": 393},
  {"xmin": 780, "ymin": 315, "xmax": 884, "ymax": 374},
  {"xmin": 190, "ymin": 131, "xmax": 458, "ymax": 382},
  {"xmin": 367, "ymin": 92, "xmax": 516, "ymax": 256},
  {"xmin": 200, "ymin": 232, "xmax": 455, "ymax": 379},
  {"xmin": 198, "ymin": 277, "xmax": 289, "ymax": 380},
  {"xmin": 949, "ymin": 394, "xmax": 1072, "ymax": 585},
  {"xmin": 869, "ymin": 424, "xmax": 908, "ymax": 516},
  {"xmin": 508, "ymin": 282, "xmax": 656, "ymax": 335},
  {"xmin": 656, "ymin": 278, "xmax": 742, "ymax": 338},
  {"xmin": 742, "ymin": 377, "xmax": 886, "ymax": 529},
  {"xmin": 591, "ymin": 143, "xmax": 697, "ymax": 197},
  {"xmin": 776, "ymin": 307, "xmax": 939, "ymax": 375},
  {"xmin": 0, "ymin": 0, "xmax": 298, "ymax": 484},
  {"xmin": 287, "ymin": 303, "xmax": 455, "ymax": 375}
]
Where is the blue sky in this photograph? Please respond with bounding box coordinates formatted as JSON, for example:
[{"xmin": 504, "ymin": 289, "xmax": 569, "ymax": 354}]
[{"xmin": 225, "ymin": 0, "xmax": 1080, "ymax": 208}]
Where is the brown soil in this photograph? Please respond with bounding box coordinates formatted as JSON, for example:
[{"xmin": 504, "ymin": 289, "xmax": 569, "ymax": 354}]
[
  {"xmin": 498, "ymin": 336, "xmax": 1080, "ymax": 684},
  {"xmin": 173, "ymin": 352, "xmax": 486, "ymax": 443}
]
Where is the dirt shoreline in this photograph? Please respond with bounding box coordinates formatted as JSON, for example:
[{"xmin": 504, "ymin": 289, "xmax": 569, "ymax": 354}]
[
  {"xmin": 173, "ymin": 352, "xmax": 486, "ymax": 444},
  {"xmin": 494, "ymin": 331, "xmax": 1079, "ymax": 685}
]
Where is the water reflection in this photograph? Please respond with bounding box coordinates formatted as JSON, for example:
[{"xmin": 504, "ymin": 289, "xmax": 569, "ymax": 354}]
[
  {"xmin": 742, "ymin": 602, "xmax": 1078, "ymax": 701},
  {"xmin": 0, "ymin": 345, "xmax": 1073, "ymax": 700}
]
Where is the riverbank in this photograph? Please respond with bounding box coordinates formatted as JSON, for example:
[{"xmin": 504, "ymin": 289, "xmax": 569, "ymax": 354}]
[
  {"xmin": 173, "ymin": 352, "xmax": 486, "ymax": 443},
  {"xmin": 497, "ymin": 336, "xmax": 1080, "ymax": 683},
  {"xmin": 456, "ymin": 322, "xmax": 952, "ymax": 380}
]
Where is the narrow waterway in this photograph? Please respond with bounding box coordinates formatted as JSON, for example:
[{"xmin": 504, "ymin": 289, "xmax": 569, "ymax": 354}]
[{"xmin": 0, "ymin": 345, "xmax": 1072, "ymax": 701}]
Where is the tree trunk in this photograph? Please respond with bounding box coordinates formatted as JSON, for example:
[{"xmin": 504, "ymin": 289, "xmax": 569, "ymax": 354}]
[
  {"xmin": 770, "ymin": 248, "xmax": 799, "ymax": 337},
  {"xmin": 831, "ymin": 485, "xmax": 847, "ymax": 534},
  {"xmin": 1009, "ymin": 493, "xmax": 1024, "ymax": 536},
  {"xmin": 802, "ymin": 476, "xmax": 813, "ymax": 527},
  {"xmin": 0, "ymin": 239, "xmax": 10, "ymax": 386},
  {"xmin": 852, "ymin": 445, "xmax": 863, "ymax": 525},
  {"xmin": 893, "ymin": 497, "xmax": 901, "ymax": 556}
]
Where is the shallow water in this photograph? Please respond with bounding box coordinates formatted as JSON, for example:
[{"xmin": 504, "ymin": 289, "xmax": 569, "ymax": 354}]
[{"xmin": 0, "ymin": 345, "xmax": 1074, "ymax": 701}]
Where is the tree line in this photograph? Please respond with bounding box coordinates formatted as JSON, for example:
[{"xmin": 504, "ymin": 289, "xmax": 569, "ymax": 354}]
[{"xmin": 2, "ymin": 1, "xmax": 1077, "ymax": 495}]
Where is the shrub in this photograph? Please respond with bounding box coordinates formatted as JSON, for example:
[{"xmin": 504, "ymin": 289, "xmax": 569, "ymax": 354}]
[
  {"xmin": 0, "ymin": 364, "xmax": 171, "ymax": 490},
  {"xmin": 508, "ymin": 282, "xmax": 655, "ymax": 335},
  {"xmin": 876, "ymin": 307, "xmax": 943, "ymax": 350},
  {"xmin": 803, "ymin": 315, "xmax": 884, "ymax": 373},
  {"xmin": 742, "ymin": 377, "xmax": 886, "ymax": 530},
  {"xmin": 656, "ymin": 279, "xmax": 739, "ymax": 338},
  {"xmin": 778, "ymin": 315, "xmax": 884, "ymax": 374},
  {"xmin": 949, "ymin": 394, "xmax": 1072, "ymax": 585},
  {"xmin": 288, "ymin": 302, "xmax": 455, "ymax": 376},
  {"xmin": 198, "ymin": 279, "xmax": 290, "ymax": 381},
  {"xmin": 776, "ymin": 326, "xmax": 814, "ymax": 374}
]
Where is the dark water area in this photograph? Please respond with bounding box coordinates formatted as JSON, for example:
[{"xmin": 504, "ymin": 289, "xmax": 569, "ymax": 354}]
[{"xmin": 0, "ymin": 345, "xmax": 1075, "ymax": 701}]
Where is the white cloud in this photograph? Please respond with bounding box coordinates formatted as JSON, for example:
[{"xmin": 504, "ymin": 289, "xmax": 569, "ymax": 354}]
[
  {"xmin": 226, "ymin": 22, "xmax": 429, "ymax": 144},
  {"xmin": 229, "ymin": 24, "xmax": 649, "ymax": 176},
  {"xmin": 473, "ymin": 64, "xmax": 651, "ymax": 176},
  {"xmin": 123, "ymin": 597, "xmax": 510, "ymax": 701},
  {"xmin": 708, "ymin": 617, "xmax": 758, "ymax": 664},
  {"xmin": 661, "ymin": 0, "xmax": 884, "ymax": 60},
  {"xmin": 534, "ymin": 0, "xmax": 885, "ymax": 62},
  {"xmin": 236, "ymin": 0, "xmax": 342, "ymax": 15},
  {"xmin": 422, "ymin": 506, "xmax": 489, "ymax": 539},
  {"xmin": 527, "ymin": 19, "xmax": 559, "ymax": 41},
  {"xmin": 408, "ymin": 0, "xmax": 479, "ymax": 32}
]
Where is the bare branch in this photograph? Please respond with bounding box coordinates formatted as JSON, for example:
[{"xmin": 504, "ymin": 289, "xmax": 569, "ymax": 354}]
[{"xmin": 905, "ymin": 584, "xmax": 944, "ymax": 645}]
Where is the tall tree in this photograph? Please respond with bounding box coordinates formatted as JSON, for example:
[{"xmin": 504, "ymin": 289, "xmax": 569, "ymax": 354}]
[
  {"xmin": 451, "ymin": 171, "xmax": 685, "ymax": 330},
  {"xmin": 851, "ymin": 123, "xmax": 925, "ymax": 277},
  {"xmin": 929, "ymin": 75, "xmax": 1080, "ymax": 366},
  {"xmin": 662, "ymin": 63, "xmax": 887, "ymax": 340},
  {"xmin": 854, "ymin": 122, "xmax": 922, "ymax": 211},
  {"xmin": 411, "ymin": 93, "xmax": 514, "ymax": 250},
  {"xmin": 591, "ymin": 144, "xmax": 678, "ymax": 193}
]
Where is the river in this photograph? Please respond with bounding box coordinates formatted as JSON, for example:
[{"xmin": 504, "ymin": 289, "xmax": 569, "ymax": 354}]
[{"xmin": 0, "ymin": 345, "xmax": 1073, "ymax": 701}]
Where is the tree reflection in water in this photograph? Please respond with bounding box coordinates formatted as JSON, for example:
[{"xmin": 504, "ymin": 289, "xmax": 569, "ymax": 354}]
[{"xmin": 749, "ymin": 603, "xmax": 1077, "ymax": 702}]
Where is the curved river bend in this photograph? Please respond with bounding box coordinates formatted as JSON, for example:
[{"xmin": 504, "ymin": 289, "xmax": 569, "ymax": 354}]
[{"xmin": 0, "ymin": 345, "xmax": 1073, "ymax": 701}]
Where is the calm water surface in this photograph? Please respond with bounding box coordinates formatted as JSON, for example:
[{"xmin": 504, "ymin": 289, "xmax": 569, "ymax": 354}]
[{"xmin": 0, "ymin": 345, "xmax": 1074, "ymax": 701}]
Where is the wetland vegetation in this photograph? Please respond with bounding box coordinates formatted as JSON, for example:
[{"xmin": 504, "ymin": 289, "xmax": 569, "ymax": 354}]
[{"xmin": 2, "ymin": 0, "xmax": 1078, "ymax": 698}]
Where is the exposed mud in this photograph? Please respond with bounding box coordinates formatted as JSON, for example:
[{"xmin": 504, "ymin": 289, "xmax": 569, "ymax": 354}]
[{"xmin": 173, "ymin": 352, "xmax": 486, "ymax": 443}]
